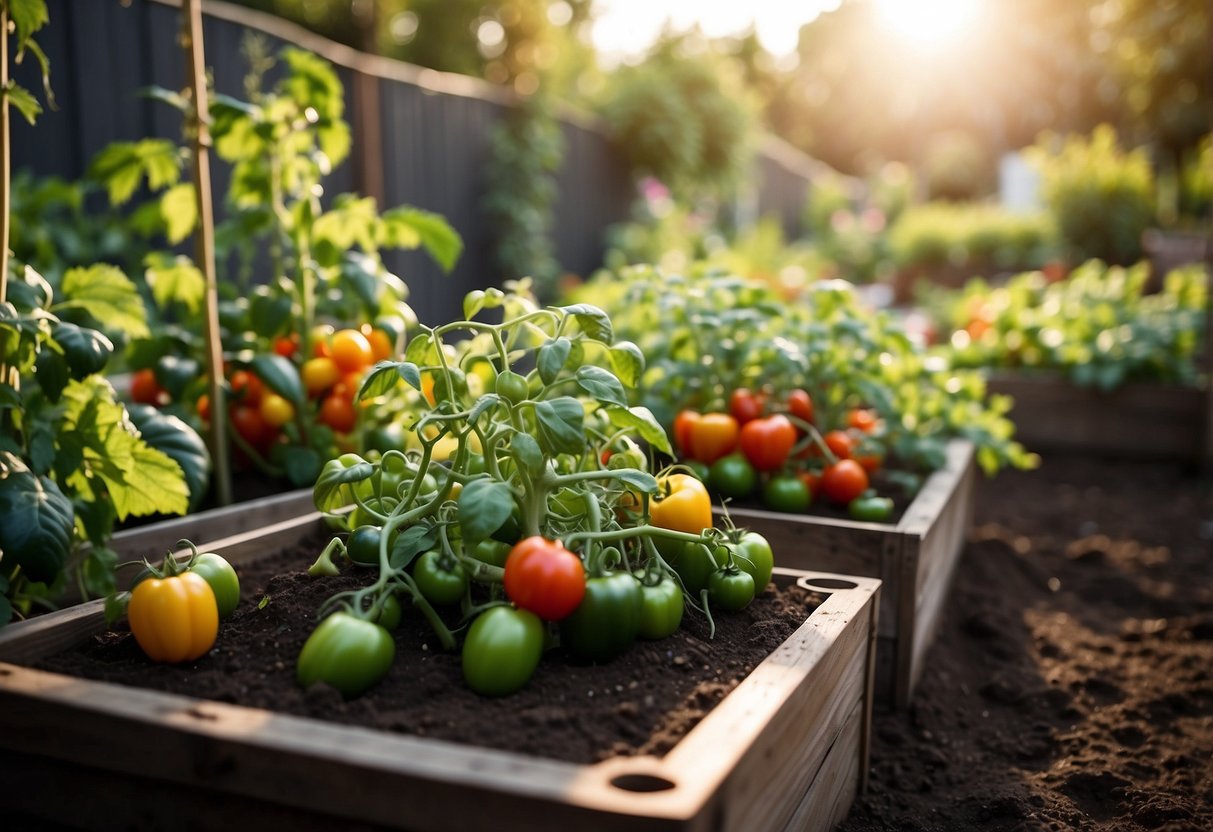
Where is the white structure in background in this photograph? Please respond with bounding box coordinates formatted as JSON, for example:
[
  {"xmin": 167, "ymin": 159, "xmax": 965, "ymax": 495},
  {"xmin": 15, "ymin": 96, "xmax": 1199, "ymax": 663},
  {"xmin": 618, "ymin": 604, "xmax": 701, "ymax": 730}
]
[{"xmin": 999, "ymin": 152, "xmax": 1042, "ymax": 214}]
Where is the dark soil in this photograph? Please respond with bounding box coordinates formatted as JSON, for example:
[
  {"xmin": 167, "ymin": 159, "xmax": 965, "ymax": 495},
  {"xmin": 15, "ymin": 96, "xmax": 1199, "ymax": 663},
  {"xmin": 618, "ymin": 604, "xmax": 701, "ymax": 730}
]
[
  {"xmin": 839, "ymin": 454, "xmax": 1213, "ymax": 832},
  {"xmin": 36, "ymin": 537, "xmax": 820, "ymax": 765}
]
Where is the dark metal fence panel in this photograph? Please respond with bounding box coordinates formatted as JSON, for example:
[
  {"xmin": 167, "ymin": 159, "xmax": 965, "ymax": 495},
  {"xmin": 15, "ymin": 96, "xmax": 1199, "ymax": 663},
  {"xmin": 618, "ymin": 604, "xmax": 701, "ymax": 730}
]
[{"xmin": 14, "ymin": 0, "xmax": 826, "ymax": 327}]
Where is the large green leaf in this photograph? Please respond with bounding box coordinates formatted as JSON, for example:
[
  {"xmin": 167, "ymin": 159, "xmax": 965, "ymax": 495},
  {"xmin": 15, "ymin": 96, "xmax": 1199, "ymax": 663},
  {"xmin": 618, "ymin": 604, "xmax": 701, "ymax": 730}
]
[
  {"xmin": 457, "ymin": 478, "xmax": 515, "ymax": 545},
  {"xmin": 144, "ymin": 254, "xmax": 205, "ymax": 314},
  {"xmin": 126, "ymin": 404, "xmax": 211, "ymax": 512},
  {"xmin": 313, "ymin": 455, "xmax": 374, "ymax": 512},
  {"xmin": 160, "ymin": 182, "xmax": 198, "ymax": 244},
  {"xmin": 57, "ymin": 265, "xmax": 149, "ymax": 338},
  {"xmin": 0, "ymin": 451, "xmax": 74, "ymax": 584},
  {"xmin": 9, "ymin": 0, "xmax": 50, "ymax": 49},
  {"xmin": 7, "ymin": 83, "xmax": 41, "ymax": 125},
  {"xmin": 533, "ymin": 397, "xmax": 585, "ymax": 456},
  {"xmin": 50, "ymin": 320, "xmax": 113, "ymax": 379},
  {"xmin": 606, "ymin": 406, "xmax": 672, "ymax": 456},
  {"xmin": 379, "ymin": 206, "xmax": 463, "ymax": 273},
  {"xmin": 558, "ymin": 304, "xmax": 613, "ymax": 343},
  {"xmin": 575, "ymin": 365, "xmax": 629, "ymax": 408}
]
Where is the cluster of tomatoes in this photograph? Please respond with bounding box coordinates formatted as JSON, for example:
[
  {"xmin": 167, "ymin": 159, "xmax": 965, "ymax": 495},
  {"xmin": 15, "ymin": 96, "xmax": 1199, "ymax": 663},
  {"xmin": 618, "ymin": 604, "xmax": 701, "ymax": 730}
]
[
  {"xmin": 296, "ymin": 325, "xmax": 393, "ymax": 434},
  {"xmin": 673, "ymin": 387, "xmax": 894, "ymax": 521}
]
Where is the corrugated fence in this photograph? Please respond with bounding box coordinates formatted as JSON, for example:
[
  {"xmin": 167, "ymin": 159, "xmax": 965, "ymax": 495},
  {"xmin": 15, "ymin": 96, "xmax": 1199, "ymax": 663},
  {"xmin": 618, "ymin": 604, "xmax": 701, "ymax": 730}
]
[{"xmin": 14, "ymin": 0, "xmax": 820, "ymax": 325}]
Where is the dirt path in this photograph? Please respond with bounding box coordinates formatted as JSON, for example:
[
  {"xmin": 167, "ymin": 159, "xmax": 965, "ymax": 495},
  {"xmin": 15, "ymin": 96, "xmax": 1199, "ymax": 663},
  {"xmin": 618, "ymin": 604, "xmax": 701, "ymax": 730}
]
[{"xmin": 839, "ymin": 456, "xmax": 1213, "ymax": 831}]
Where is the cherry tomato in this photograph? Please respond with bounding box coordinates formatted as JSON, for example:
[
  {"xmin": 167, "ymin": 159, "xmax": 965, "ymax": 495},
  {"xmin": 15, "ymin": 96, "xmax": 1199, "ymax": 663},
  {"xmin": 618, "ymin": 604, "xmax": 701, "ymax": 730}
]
[
  {"xmin": 673, "ymin": 410, "xmax": 701, "ymax": 456},
  {"xmin": 847, "ymin": 408, "xmax": 880, "ymax": 434},
  {"xmin": 229, "ymin": 370, "xmax": 264, "ymax": 406},
  {"xmin": 762, "ymin": 475, "xmax": 811, "ymax": 512},
  {"xmin": 503, "ymin": 537, "xmax": 586, "ymax": 622},
  {"xmin": 231, "ymin": 404, "xmax": 272, "ymax": 449},
  {"xmin": 331, "ymin": 329, "xmax": 375, "ymax": 373},
  {"xmin": 855, "ymin": 452, "xmax": 884, "ymax": 474},
  {"xmin": 739, "ymin": 414, "xmax": 797, "ymax": 472},
  {"xmin": 413, "ymin": 550, "xmax": 469, "ymax": 606},
  {"xmin": 734, "ymin": 532, "xmax": 774, "ymax": 591},
  {"xmin": 273, "ymin": 334, "xmax": 299, "ymax": 357},
  {"xmin": 786, "ymin": 389, "xmax": 814, "ymax": 425},
  {"xmin": 130, "ymin": 368, "xmax": 168, "ymax": 406},
  {"xmin": 709, "ymin": 453, "xmax": 757, "ymax": 499},
  {"xmin": 320, "ymin": 394, "xmax": 357, "ymax": 433},
  {"xmin": 311, "ymin": 324, "xmax": 335, "ymax": 358},
  {"xmin": 303, "ymin": 357, "xmax": 341, "ymax": 397},
  {"xmin": 729, "ymin": 388, "xmax": 765, "ymax": 425},
  {"xmin": 687, "ymin": 413, "xmax": 740, "ymax": 464},
  {"xmin": 361, "ymin": 325, "xmax": 394, "ymax": 362},
  {"xmin": 797, "ymin": 470, "xmax": 822, "ymax": 499},
  {"xmin": 709, "ymin": 566, "xmax": 755, "ymax": 611},
  {"xmin": 340, "ymin": 370, "xmax": 364, "ymax": 401},
  {"xmin": 196, "ymin": 393, "xmax": 211, "ymax": 423},
  {"xmin": 259, "ymin": 393, "xmax": 295, "ymax": 428},
  {"xmin": 346, "ymin": 525, "xmax": 384, "ymax": 566},
  {"xmin": 824, "ymin": 429, "xmax": 854, "ymax": 460},
  {"xmin": 820, "ymin": 459, "xmax": 870, "ymax": 505},
  {"xmin": 495, "ymin": 370, "xmax": 530, "ymax": 404}
]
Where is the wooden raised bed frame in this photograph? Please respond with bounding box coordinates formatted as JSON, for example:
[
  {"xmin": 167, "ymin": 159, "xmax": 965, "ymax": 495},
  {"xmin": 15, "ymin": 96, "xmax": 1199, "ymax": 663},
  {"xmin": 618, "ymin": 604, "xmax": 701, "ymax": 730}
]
[
  {"xmin": 0, "ymin": 513, "xmax": 880, "ymax": 832},
  {"xmin": 984, "ymin": 372, "xmax": 1208, "ymax": 462},
  {"xmin": 716, "ymin": 438, "xmax": 976, "ymax": 710}
]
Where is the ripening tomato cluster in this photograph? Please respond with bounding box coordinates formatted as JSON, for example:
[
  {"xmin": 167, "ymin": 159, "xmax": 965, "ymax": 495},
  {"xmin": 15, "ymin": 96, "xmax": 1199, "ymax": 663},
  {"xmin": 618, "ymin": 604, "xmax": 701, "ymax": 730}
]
[
  {"xmin": 673, "ymin": 387, "xmax": 895, "ymax": 520},
  {"xmin": 301, "ymin": 325, "xmax": 391, "ymax": 433},
  {"xmin": 197, "ymin": 367, "xmax": 300, "ymax": 456}
]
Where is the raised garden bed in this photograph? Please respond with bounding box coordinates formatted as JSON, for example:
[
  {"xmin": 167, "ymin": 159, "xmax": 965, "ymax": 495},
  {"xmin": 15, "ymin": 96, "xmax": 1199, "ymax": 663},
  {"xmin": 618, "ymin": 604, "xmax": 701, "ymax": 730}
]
[
  {"xmin": 714, "ymin": 438, "xmax": 976, "ymax": 709},
  {"xmin": 985, "ymin": 372, "xmax": 1207, "ymax": 462},
  {"xmin": 0, "ymin": 512, "xmax": 880, "ymax": 832}
]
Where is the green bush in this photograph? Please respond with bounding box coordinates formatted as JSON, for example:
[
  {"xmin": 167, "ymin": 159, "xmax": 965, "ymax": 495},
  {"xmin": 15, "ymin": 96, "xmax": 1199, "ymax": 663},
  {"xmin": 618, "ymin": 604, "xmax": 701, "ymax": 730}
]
[
  {"xmin": 938, "ymin": 260, "xmax": 1207, "ymax": 389},
  {"xmin": 1180, "ymin": 133, "xmax": 1211, "ymax": 220},
  {"xmin": 1027, "ymin": 125, "xmax": 1156, "ymax": 264},
  {"xmin": 888, "ymin": 203, "xmax": 1056, "ymax": 273}
]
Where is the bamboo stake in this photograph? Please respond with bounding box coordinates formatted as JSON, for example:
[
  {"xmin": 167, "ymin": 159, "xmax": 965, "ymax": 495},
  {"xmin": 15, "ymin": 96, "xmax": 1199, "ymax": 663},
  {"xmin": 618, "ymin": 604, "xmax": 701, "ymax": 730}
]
[
  {"xmin": 0, "ymin": 7, "xmax": 10, "ymax": 305},
  {"xmin": 183, "ymin": 0, "xmax": 232, "ymax": 505}
]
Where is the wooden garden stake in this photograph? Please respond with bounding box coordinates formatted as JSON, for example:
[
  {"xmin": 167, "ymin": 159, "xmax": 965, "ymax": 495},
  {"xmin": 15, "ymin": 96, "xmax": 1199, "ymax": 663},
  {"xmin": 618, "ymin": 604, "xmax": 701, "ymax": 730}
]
[
  {"xmin": 182, "ymin": 0, "xmax": 232, "ymax": 506},
  {"xmin": 0, "ymin": 6, "xmax": 10, "ymax": 307}
]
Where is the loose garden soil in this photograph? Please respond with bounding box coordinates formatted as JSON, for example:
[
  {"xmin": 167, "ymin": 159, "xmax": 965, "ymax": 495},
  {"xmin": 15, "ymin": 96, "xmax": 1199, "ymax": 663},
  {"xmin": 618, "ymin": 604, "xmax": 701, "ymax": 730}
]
[
  {"xmin": 839, "ymin": 454, "xmax": 1213, "ymax": 832},
  {"xmin": 36, "ymin": 534, "xmax": 820, "ymax": 766}
]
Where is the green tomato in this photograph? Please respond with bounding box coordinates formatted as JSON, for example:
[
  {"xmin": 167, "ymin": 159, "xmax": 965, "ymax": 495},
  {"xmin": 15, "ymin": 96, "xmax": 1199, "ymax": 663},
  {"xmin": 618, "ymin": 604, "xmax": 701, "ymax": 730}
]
[
  {"xmin": 462, "ymin": 606, "xmax": 544, "ymax": 696},
  {"xmin": 762, "ymin": 475, "xmax": 811, "ymax": 513},
  {"xmin": 560, "ymin": 572, "xmax": 643, "ymax": 661},
  {"xmin": 848, "ymin": 495, "xmax": 895, "ymax": 523},
  {"xmin": 684, "ymin": 460, "xmax": 711, "ymax": 483},
  {"xmin": 710, "ymin": 453, "xmax": 757, "ymax": 499},
  {"xmin": 412, "ymin": 550, "xmax": 469, "ymax": 606},
  {"xmin": 667, "ymin": 540, "xmax": 718, "ymax": 595},
  {"xmin": 189, "ymin": 552, "xmax": 240, "ymax": 618},
  {"xmin": 734, "ymin": 531, "xmax": 774, "ymax": 592},
  {"xmin": 472, "ymin": 539, "xmax": 511, "ymax": 568},
  {"xmin": 347, "ymin": 525, "xmax": 384, "ymax": 566},
  {"xmin": 637, "ymin": 576, "xmax": 684, "ymax": 640},
  {"xmin": 296, "ymin": 612, "xmax": 395, "ymax": 698},
  {"xmin": 709, "ymin": 567, "xmax": 756, "ymax": 612},
  {"xmin": 374, "ymin": 593, "xmax": 403, "ymax": 631},
  {"xmin": 495, "ymin": 370, "xmax": 530, "ymax": 404}
]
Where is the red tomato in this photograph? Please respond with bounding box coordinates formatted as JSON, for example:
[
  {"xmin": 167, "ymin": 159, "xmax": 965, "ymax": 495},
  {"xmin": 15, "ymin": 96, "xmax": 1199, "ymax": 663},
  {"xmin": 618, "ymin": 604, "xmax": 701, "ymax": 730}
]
[
  {"xmin": 273, "ymin": 334, "xmax": 299, "ymax": 358},
  {"xmin": 820, "ymin": 460, "xmax": 869, "ymax": 505},
  {"xmin": 688, "ymin": 413, "xmax": 740, "ymax": 464},
  {"xmin": 797, "ymin": 470, "xmax": 822, "ymax": 498},
  {"xmin": 196, "ymin": 393, "xmax": 211, "ymax": 423},
  {"xmin": 739, "ymin": 414, "xmax": 797, "ymax": 472},
  {"xmin": 855, "ymin": 452, "xmax": 883, "ymax": 474},
  {"xmin": 229, "ymin": 370, "xmax": 264, "ymax": 407},
  {"xmin": 847, "ymin": 408, "xmax": 879, "ymax": 434},
  {"xmin": 503, "ymin": 537, "xmax": 586, "ymax": 621},
  {"xmin": 319, "ymin": 395, "xmax": 357, "ymax": 433},
  {"xmin": 729, "ymin": 388, "xmax": 765, "ymax": 425},
  {"xmin": 786, "ymin": 389, "xmax": 814, "ymax": 425},
  {"xmin": 673, "ymin": 410, "xmax": 701, "ymax": 456},
  {"xmin": 130, "ymin": 368, "xmax": 168, "ymax": 406},
  {"xmin": 824, "ymin": 430, "xmax": 854, "ymax": 460},
  {"xmin": 230, "ymin": 404, "xmax": 272, "ymax": 450}
]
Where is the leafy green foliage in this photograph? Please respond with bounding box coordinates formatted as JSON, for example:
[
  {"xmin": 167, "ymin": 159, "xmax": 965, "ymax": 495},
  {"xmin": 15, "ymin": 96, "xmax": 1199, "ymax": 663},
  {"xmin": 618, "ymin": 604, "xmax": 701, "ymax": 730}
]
[
  {"xmin": 888, "ymin": 203, "xmax": 1057, "ymax": 274},
  {"xmin": 573, "ymin": 265, "xmax": 1036, "ymax": 474},
  {"xmin": 1027, "ymin": 125, "xmax": 1156, "ymax": 264},
  {"xmin": 932, "ymin": 260, "xmax": 1208, "ymax": 389}
]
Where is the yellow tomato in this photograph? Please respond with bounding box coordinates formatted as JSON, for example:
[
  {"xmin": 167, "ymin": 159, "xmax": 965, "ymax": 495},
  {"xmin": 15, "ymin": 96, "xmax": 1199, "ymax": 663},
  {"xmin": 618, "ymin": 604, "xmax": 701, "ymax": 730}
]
[
  {"xmin": 302, "ymin": 357, "xmax": 340, "ymax": 397},
  {"xmin": 127, "ymin": 572, "xmax": 219, "ymax": 663},
  {"xmin": 259, "ymin": 393, "xmax": 295, "ymax": 428}
]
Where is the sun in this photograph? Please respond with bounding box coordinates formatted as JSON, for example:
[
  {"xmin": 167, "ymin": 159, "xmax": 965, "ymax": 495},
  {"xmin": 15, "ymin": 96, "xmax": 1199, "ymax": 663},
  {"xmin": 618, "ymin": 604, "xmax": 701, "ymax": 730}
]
[{"xmin": 873, "ymin": 0, "xmax": 984, "ymax": 48}]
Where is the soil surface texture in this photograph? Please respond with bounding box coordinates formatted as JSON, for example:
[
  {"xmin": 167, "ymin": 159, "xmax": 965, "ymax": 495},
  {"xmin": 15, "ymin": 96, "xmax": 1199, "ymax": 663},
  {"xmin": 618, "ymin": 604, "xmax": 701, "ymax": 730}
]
[
  {"xmin": 839, "ymin": 454, "xmax": 1213, "ymax": 832},
  {"xmin": 36, "ymin": 534, "xmax": 821, "ymax": 765}
]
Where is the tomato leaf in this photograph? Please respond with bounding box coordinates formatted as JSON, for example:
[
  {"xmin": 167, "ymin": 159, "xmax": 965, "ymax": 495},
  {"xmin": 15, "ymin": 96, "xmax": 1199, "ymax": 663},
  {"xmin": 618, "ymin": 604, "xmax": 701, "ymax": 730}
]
[
  {"xmin": 143, "ymin": 254, "xmax": 205, "ymax": 314},
  {"xmin": 608, "ymin": 341, "xmax": 645, "ymax": 388},
  {"xmin": 50, "ymin": 320, "xmax": 113, "ymax": 379},
  {"xmin": 126, "ymin": 404, "xmax": 211, "ymax": 512},
  {"xmin": 247, "ymin": 354, "xmax": 304, "ymax": 407},
  {"xmin": 285, "ymin": 447, "xmax": 323, "ymax": 488},
  {"xmin": 537, "ymin": 337, "xmax": 571, "ymax": 385},
  {"xmin": 606, "ymin": 405, "xmax": 673, "ymax": 456},
  {"xmin": 468, "ymin": 393, "xmax": 500, "ymax": 424},
  {"xmin": 6, "ymin": 83, "xmax": 41, "ymax": 125},
  {"xmin": 510, "ymin": 432, "xmax": 544, "ymax": 477},
  {"xmin": 612, "ymin": 468, "xmax": 659, "ymax": 495},
  {"xmin": 0, "ymin": 452, "xmax": 74, "ymax": 583},
  {"xmin": 249, "ymin": 293, "xmax": 291, "ymax": 337},
  {"xmin": 160, "ymin": 182, "xmax": 198, "ymax": 244},
  {"xmin": 57, "ymin": 265, "xmax": 149, "ymax": 339},
  {"xmin": 389, "ymin": 524, "xmax": 436, "ymax": 570},
  {"xmin": 313, "ymin": 455, "xmax": 374, "ymax": 512},
  {"xmin": 379, "ymin": 206, "xmax": 463, "ymax": 273},
  {"xmin": 575, "ymin": 365, "xmax": 628, "ymax": 408},
  {"xmin": 457, "ymin": 478, "xmax": 515, "ymax": 544},
  {"xmin": 533, "ymin": 397, "xmax": 585, "ymax": 456},
  {"xmin": 33, "ymin": 347, "xmax": 69, "ymax": 402},
  {"xmin": 9, "ymin": 0, "xmax": 50, "ymax": 49},
  {"xmin": 81, "ymin": 545, "xmax": 119, "ymax": 597},
  {"xmin": 558, "ymin": 303, "xmax": 613, "ymax": 343}
]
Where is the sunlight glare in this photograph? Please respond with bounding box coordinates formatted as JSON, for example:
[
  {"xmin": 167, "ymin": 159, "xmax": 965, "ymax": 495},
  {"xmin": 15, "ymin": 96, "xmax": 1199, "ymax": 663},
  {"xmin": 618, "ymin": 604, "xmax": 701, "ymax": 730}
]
[{"xmin": 873, "ymin": 0, "xmax": 983, "ymax": 48}]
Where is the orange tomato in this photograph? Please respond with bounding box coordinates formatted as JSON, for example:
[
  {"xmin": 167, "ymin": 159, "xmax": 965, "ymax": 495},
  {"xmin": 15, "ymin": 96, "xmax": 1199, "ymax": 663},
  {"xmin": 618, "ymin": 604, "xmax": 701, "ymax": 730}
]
[
  {"xmin": 846, "ymin": 408, "xmax": 879, "ymax": 434},
  {"xmin": 273, "ymin": 334, "xmax": 299, "ymax": 357},
  {"xmin": 687, "ymin": 413, "xmax": 739, "ymax": 464},
  {"xmin": 331, "ymin": 329, "xmax": 374, "ymax": 373},
  {"xmin": 361, "ymin": 325, "xmax": 394, "ymax": 362},
  {"xmin": 302, "ymin": 357, "xmax": 341, "ymax": 397},
  {"xmin": 196, "ymin": 393, "xmax": 211, "ymax": 422}
]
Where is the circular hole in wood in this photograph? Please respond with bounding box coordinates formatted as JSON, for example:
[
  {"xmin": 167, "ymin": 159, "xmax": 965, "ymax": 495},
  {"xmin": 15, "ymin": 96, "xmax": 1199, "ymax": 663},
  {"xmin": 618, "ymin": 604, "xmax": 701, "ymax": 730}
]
[
  {"xmin": 610, "ymin": 773, "xmax": 677, "ymax": 793},
  {"xmin": 799, "ymin": 577, "xmax": 858, "ymax": 591}
]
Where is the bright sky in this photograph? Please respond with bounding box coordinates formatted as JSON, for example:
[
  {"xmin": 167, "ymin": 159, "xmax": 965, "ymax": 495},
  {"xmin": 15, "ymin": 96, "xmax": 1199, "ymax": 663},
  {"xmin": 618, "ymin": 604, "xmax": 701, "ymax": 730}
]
[{"xmin": 590, "ymin": 0, "xmax": 842, "ymax": 60}]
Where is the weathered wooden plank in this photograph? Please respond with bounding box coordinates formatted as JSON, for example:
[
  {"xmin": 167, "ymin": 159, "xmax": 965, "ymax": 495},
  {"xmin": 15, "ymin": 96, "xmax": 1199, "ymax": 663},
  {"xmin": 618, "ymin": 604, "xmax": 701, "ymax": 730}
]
[
  {"xmin": 781, "ymin": 699, "xmax": 864, "ymax": 832},
  {"xmin": 0, "ymin": 557, "xmax": 878, "ymax": 831},
  {"xmin": 987, "ymin": 372, "xmax": 1206, "ymax": 460}
]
